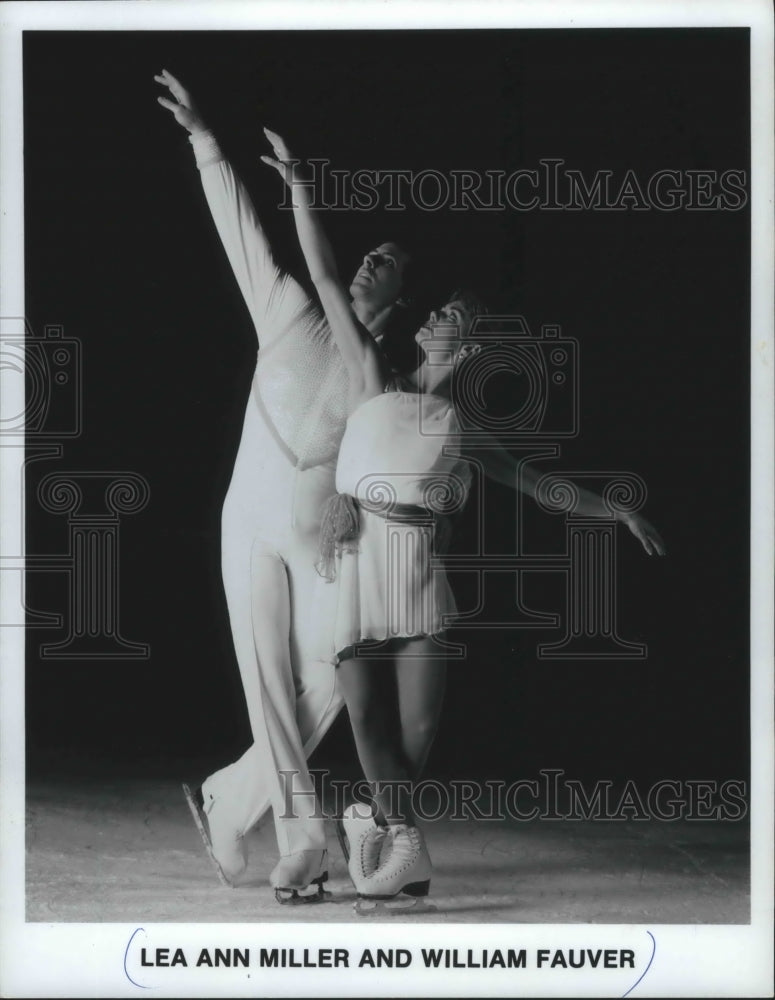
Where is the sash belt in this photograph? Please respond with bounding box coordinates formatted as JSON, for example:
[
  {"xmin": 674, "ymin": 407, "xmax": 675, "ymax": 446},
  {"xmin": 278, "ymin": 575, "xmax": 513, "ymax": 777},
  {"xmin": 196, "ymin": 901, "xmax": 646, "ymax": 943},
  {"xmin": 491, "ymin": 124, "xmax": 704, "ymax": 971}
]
[{"xmin": 316, "ymin": 493, "xmax": 431, "ymax": 581}]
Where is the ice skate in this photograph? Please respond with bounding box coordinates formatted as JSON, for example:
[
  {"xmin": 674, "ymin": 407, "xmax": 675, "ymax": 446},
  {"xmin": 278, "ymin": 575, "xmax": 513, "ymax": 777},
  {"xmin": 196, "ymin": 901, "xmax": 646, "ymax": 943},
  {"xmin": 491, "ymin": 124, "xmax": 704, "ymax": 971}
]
[
  {"xmin": 182, "ymin": 782, "xmax": 246, "ymax": 887},
  {"xmin": 341, "ymin": 802, "xmax": 389, "ymax": 890},
  {"xmin": 270, "ymin": 849, "xmax": 331, "ymax": 904},
  {"xmin": 353, "ymin": 823, "xmax": 436, "ymax": 916}
]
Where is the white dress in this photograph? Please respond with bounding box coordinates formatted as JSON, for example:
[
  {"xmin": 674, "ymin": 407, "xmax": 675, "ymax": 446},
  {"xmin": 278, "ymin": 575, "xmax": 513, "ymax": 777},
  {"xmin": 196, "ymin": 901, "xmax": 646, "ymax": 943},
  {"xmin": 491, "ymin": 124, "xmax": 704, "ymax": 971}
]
[{"xmin": 316, "ymin": 389, "xmax": 471, "ymax": 663}]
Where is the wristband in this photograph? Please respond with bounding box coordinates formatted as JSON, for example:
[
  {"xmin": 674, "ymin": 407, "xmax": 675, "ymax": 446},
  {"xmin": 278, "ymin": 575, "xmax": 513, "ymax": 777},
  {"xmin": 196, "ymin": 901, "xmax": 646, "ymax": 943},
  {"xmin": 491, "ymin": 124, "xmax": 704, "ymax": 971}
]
[{"xmin": 188, "ymin": 130, "xmax": 224, "ymax": 170}]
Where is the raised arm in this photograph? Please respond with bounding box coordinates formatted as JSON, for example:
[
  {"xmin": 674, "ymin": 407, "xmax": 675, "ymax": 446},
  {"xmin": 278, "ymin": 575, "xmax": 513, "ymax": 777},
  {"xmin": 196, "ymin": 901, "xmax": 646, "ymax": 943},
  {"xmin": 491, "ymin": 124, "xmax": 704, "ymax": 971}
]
[
  {"xmin": 260, "ymin": 128, "xmax": 386, "ymax": 408},
  {"xmin": 458, "ymin": 434, "xmax": 666, "ymax": 556},
  {"xmin": 155, "ymin": 70, "xmax": 311, "ymax": 347}
]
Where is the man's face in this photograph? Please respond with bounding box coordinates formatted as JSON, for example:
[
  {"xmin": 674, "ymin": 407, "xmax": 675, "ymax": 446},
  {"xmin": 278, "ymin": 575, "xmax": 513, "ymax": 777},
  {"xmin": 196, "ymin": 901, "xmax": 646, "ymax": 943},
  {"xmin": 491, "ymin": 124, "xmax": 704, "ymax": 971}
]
[
  {"xmin": 349, "ymin": 242, "xmax": 411, "ymax": 312},
  {"xmin": 414, "ymin": 300, "xmax": 476, "ymax": 363}
]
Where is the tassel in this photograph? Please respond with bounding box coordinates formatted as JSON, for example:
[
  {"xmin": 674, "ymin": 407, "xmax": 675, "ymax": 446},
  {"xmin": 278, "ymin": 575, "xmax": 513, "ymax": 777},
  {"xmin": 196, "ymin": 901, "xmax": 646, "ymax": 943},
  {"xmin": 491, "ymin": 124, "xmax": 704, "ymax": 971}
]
[{"xmin": 316, "ymin": 493, "xmax": 361, "ymax": 581}]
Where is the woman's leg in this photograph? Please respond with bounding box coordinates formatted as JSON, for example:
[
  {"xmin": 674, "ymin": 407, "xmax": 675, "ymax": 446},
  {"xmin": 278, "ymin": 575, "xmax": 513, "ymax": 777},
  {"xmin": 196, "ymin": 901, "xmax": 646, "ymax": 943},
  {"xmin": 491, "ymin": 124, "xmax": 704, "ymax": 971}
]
[
  {"xmin": 394, "ymin": 635, "xmax": 447, "ymax": 780},
  {"xmin": 336, "ymin": 655, "xmax": 414, "ymax": 824},
  {"xmin": 339, "ymin": 642, "xmax": 438, "ymax": 899}
]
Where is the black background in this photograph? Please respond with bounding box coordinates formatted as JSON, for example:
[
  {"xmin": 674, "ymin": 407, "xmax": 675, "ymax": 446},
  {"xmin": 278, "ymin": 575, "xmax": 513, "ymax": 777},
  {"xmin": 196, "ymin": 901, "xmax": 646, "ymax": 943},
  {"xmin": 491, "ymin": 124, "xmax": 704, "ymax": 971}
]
[{"xmin": 23, "ymin": 29, "xmax": 750, "ymax": 788}]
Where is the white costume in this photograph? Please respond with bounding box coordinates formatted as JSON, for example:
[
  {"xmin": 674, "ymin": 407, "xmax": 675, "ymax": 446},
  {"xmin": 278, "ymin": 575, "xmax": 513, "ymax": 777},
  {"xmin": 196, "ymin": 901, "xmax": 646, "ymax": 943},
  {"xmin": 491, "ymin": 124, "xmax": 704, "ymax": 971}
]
[
  {"xmin": 189, "ymin": 131, "xmax": 351, "ymax": 865},
  {"xmin": 316, "ymin": 389, "xmax": 471, "ymax": 664}
]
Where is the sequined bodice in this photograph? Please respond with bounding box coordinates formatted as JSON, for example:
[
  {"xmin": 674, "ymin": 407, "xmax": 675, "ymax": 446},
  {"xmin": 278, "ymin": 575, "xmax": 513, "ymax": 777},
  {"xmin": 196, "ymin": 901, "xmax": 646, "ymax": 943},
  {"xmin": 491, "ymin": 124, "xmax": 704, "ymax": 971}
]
[{"xmin": 253, "ymin": 308, "xmax": 350, "ymax": 470}]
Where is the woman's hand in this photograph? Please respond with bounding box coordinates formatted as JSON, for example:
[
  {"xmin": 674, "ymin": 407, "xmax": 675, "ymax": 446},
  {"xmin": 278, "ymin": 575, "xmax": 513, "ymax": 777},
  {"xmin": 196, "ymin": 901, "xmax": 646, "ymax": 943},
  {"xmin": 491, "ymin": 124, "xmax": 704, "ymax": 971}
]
[
  {"xmin": 620, "ymin": 512, "xmax": 666, "ymax": 556},
  {"xmin": 154, "ymin": 69, "xmax": 206, "ymax": 134},
  {"xmin": 260, "ymin": 127, "xmax": 299, "ymax": 189}
]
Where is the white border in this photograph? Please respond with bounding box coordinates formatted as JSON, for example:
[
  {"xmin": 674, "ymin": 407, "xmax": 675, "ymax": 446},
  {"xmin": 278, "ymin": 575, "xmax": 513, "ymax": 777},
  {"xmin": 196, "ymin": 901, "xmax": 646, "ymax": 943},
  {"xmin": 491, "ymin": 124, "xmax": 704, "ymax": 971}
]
[{"xmin": 1, "ymin": 1, "xmax": 772, "ymax": 997}]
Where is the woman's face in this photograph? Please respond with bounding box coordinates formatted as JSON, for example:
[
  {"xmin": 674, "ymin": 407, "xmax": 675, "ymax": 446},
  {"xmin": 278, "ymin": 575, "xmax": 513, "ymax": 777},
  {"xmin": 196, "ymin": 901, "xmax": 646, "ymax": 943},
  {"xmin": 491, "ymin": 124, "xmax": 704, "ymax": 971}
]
[
  {"xmin": 349, "ymin": 242, "xmax": 410, "ymax": 312},
  {"xmin": 414, "ymin": 300, "xmax": 475, "ymax": 363}
]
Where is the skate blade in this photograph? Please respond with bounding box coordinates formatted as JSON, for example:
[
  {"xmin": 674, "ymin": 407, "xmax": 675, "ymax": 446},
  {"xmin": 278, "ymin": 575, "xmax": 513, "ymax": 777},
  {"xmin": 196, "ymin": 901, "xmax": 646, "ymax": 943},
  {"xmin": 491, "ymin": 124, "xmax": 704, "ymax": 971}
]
[
  {"xmin": 275, "ymin": 883, "xmax": 332, "ymax": 905},
  {"xmin": 334, "ymin": 818, "xmax": 351, "ymax": 864},
  {"xmin": 182, "ymin": 782, "xmax": 233, "ymax": 888},
  {"xmin": 354, "ymin": 896, "xmax": 437, "ymax": 917}
]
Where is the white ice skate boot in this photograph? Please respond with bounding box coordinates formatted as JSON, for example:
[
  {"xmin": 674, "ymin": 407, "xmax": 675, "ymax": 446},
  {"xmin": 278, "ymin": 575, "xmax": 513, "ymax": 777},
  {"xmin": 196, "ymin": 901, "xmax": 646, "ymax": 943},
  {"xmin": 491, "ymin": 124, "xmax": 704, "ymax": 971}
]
[
  {"xmin": 354, "ymin": 824, "xmax": 432, "ymax": 915},
  {"xmin": 269, "ymin": 849, "xmax": 330, "ymax": 905},
  {"xmin": 341, "ymin": 803, "xmax": 389, "ymax": 892},
  {"xmin": 182, "ymin": 783, "xmax": 247, "ymax": 887}
]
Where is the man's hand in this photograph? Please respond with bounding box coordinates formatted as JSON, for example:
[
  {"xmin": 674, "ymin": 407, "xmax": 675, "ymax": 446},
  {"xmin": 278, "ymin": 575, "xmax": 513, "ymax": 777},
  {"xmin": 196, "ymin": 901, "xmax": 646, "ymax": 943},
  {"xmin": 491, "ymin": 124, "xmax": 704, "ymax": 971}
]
[
  {"xmin": 620, "ymin": 512, "xmax": 666, "ymax": 557},
  {"xmin": 154, "ymin": 69, "xmax": 206, "ymax": 134}
]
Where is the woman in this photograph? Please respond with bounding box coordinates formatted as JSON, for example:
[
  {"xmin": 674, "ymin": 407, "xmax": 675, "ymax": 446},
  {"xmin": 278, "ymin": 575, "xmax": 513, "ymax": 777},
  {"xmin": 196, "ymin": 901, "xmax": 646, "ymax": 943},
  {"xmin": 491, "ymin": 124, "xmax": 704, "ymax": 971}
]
[{"xmin": 261, "ymin": 129, "xmax": 665, "ymax": 905}]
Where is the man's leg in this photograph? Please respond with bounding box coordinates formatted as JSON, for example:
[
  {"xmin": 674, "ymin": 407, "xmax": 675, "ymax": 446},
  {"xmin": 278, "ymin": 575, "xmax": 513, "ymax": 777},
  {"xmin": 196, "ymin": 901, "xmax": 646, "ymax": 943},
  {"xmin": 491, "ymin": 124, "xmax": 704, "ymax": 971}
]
[
  {"xmin": 201, "ymin": 533, "xmax": 328, "ymax": 872},
  {"xmin": 200, "ymin": 542, "xmax": 343, "ymax": 870},
  {"xmin": 246, "ymin": 543, "xmax": 328, "ymax": 856},
  {"xmin": 286, "ymin": 534, "xmax": 344, "ymax": 758},
  {"xmin": 201, "ymin": 667, "xmax": 342, "ymax": 851}
]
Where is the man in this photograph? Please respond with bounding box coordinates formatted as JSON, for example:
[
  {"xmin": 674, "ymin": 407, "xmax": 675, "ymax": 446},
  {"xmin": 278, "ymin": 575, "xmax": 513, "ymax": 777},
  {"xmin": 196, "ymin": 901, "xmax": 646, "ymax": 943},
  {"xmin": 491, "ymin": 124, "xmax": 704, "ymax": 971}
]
[{"xmin": 156, "ymin": 70, "xmax": 414, "ymax": 900}]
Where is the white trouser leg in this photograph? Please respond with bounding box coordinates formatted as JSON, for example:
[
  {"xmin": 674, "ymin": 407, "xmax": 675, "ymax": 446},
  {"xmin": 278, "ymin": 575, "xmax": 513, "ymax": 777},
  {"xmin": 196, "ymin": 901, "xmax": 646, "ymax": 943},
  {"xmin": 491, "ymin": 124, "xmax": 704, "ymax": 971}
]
[
  {"xmin": 286, "ymin": 532, "xmax": 345, "ymax": 762},
  {"xmin": 220, "ymin": 535, "xmax": 328, "ymax": 855},
  {"xmin": 200, "ymin": 404, "xmax": 344, "ymax": 863},
  {"xmin": 202, "ymin": 684, "xmax": 343, "ymax": 840},
  {"xmin": 202, "ymin": 534, "xmax": 344, "ymax": 846}
]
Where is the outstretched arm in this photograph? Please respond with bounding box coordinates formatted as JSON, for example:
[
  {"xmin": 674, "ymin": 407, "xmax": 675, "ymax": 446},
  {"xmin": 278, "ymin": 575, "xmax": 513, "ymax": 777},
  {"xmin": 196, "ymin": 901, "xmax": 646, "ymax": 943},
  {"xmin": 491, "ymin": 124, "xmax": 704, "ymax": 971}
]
[
  {"xmin": 155, "ymin": 70, "xmax": 310, "ymax": 347},
  {"xmin": 260, "ymin": 128, "xmax": 386, "ymax": 408},
  {"xmin": 459, "ymin": 434, "xmax": 666, "ymax": 556}
]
